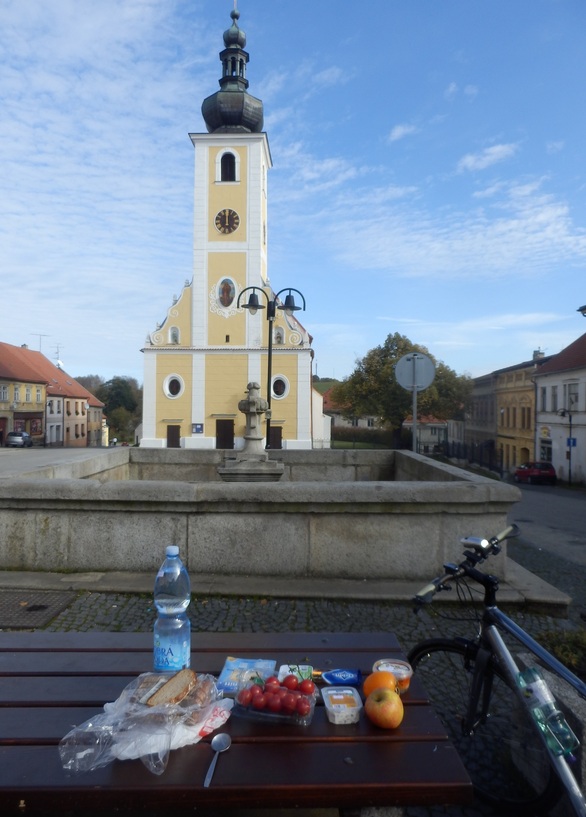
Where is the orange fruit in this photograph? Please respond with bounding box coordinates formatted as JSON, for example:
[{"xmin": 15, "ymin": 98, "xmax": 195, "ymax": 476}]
[{"xmin": 362, "ymin": 670, "xmax": 398, "ymax": 698}]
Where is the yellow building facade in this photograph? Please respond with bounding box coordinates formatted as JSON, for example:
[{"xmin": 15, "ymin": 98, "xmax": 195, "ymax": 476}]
[{"xmin": 141, "ymin": 8, "xmax": 325, "ymax": 450}]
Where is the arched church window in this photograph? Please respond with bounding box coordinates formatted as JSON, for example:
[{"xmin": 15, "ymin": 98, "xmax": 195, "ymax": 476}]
[
  {"xmin": 274, "ymin": 327, "xmax": 285, "ymax": 345},
  {"xmin": 169, "ymin": 326, "xmax": 180, "ymax": 344},
  {"xmin": 221, "ymin": 153, "xmax": 236, "ymax": 182},
  {"xmin": 216, "ymin": 150, "xmax": 240, "ymax": 183}
]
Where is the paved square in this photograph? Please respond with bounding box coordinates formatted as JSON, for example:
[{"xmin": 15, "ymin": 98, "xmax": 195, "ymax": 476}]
[{"xmin": 0, "ymin": 590, "xmax": 77, "ymax": 629}]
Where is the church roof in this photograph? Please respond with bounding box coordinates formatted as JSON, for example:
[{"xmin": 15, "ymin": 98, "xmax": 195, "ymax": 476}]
[{"xmin": 201, "ymin": 6, "xmax": 264, "ymax": 133}]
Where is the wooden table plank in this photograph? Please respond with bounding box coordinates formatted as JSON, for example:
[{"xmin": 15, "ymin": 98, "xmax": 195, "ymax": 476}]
[
  {"xmin": 0, "ymin": 648, "xmax": 403, "ymax": 677},
  {"xmin": 0, "ymin": 701, "xmax": 444, "ymax": 744},
  {"xmin": 0, "ymin": 741, "xmax": 471, "ymax": 810},
  {"xmin": 0, "ymin": 631, "xmax": 402, "ymax": 652}
]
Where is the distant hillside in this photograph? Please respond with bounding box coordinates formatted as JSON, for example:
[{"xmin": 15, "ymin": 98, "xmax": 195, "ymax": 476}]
[{"xmin": 312, "ymin": 377, "xmax": 340, "ymax": 395}]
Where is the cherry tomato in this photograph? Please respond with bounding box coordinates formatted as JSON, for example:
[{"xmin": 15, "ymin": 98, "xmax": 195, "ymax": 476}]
[
  {"xmin": 296, "ymin": 696, "xmax": 311, "ymax": 717},
  {"xmin": 275, "ymin": 686, "xmax": 289, "ymax": 698},
  {"xmin": 236, "ymin": 688, "xmax": 252, "ymax": 706},
  {"xmin": 264, "ymin": 676, "xmax": 280, "ymax": 687},
  {"xmin": 248, "ymin": 683, "xmax": 263, "ymax": 698},
  {"xmin": 267, "ymin": 694, "xmax": 283, "ymax": 713},
  {"xmin": 252, "ymin": 692, "xmax": 267, "ymax": 710},
  {"xmin": 282, "ymin": 674, "xmax": 299, "ymax": 690},
  {"xmin": 299, "ymin": 679, "xmax": 316, "ymax": 696},
  {"xmin": 282, "ymin": 692, "xmax": 297, "ymax": 712}
]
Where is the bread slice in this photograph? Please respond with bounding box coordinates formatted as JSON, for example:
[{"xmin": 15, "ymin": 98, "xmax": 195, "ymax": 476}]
[{"xmin": 146, "ymin": 668, "xmax": 197, "ymax": 707}]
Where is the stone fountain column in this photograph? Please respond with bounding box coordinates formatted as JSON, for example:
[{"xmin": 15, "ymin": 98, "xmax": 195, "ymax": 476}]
[{"xmin": 217, "ymin": 382, "xmax": 285, "ymax": 482}]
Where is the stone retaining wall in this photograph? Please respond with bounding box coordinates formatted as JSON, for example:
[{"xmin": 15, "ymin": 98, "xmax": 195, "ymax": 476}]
[{"xmin": 0, "ymin": 450, "xmax": 520, "ymax": 579}]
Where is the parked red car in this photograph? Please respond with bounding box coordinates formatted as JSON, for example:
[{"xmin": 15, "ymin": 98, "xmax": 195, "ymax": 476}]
[{"xmin": 514, "ymin": 462, "xmax": 557, "ymax": 485}]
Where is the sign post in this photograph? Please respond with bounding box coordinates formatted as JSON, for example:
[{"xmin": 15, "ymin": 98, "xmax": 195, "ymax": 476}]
[{"xmin": 395, "ymin": 353, "xmax": 436, "ymax": 453}]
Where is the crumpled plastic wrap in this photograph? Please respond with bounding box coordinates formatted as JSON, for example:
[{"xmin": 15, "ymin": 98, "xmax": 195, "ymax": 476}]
[{"xmin": 59, "ymin": 671, "xmax": 233, "ymax": 776}]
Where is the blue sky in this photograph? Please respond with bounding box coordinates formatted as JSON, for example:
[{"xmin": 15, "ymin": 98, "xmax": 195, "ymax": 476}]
[{"xmin": 2, "ymin": 0, "xmax": 586, "ymax": 385}]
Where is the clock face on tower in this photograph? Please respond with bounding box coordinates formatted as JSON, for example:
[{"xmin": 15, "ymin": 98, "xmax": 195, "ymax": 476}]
[{"xmin": 214, "ymin": 208, "xmax": 240, "ymax": 235}]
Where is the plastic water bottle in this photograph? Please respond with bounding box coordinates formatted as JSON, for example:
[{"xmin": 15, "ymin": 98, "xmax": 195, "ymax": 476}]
[
  {"xmin": 153, "ymin": 546, "xmax": 191, "ymax": 672},
  {"xmin": 518, "ymin": 666, "xmax": 578, "ymax": 756}
]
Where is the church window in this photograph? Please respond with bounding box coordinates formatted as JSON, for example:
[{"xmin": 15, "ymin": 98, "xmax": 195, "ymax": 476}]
[
  {"xmin": 272, "ymin": 376, "xmax": 289, "ymax": 400},
  {"xmin": 169, "ymin": 326, "xmax": 180, "ymax": 344},
  {"xmin": 274, "ymin": 327, "xmax": 285, "ymax": 345},
  {"xmin": 216, "ymin": 150, "xmax": 240, "ymax": 182},
  {"xmin": 221, "ymin": 152, "xmax": 236, "ymax": 181},
  {"xmin": 164, "ymin": 374, "xmax": 184, "ymax": 399}
]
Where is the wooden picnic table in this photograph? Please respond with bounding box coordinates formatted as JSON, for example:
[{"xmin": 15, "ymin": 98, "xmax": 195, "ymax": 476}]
[{"xmin": 0, "ymin": 631, "xmax": 472, "ymax": 815}]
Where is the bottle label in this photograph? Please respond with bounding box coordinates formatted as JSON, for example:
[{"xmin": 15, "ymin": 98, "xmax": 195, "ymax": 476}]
[
  {"xmin": 520, "ymin": 677, "xmax": 554, "ymax": 708},
  {"xmin": 154, "ymin": 636, "xmax": 190, "ymax": 672}
]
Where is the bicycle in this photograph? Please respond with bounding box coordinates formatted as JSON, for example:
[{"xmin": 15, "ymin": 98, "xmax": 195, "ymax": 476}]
[{"xmin": 407, "ymin": 523, "xmax": 586, "ymax": 816}]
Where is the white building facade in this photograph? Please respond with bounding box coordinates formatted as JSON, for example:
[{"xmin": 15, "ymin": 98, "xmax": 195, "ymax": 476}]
[{"xmin": 533, "ymin": 333, "xmax": 586, "ymax": 485}]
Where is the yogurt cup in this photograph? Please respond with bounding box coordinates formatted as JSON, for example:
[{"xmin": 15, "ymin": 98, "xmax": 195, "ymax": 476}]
[
  {"xmin": 322, "ymin": 686, "xmax": 363, "ymax": 724},
  {"xmin": 372, "ymin": 659, "xmax": 413, "ymax": 694}
]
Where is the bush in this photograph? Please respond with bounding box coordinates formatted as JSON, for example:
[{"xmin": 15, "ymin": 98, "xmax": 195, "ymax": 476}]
[{"xmin": 541, "ymin": 629, "xmax": 586, "ymax": 682}]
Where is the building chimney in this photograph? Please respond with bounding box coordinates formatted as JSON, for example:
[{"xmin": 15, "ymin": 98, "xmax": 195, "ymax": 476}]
[{"xmin": 533, "ymin": 349, "xmax": 545, "ymax": 360}]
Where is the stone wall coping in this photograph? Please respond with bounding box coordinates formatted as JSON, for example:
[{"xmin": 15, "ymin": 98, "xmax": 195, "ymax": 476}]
[{"xmin": 0, "ymin": 477, "xmax": 520, "ymax": 509}]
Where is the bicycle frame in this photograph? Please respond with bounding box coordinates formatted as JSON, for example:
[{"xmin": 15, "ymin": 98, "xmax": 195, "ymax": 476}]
[{"xmin": 469, "ymin": 604, "xmax": 586, "ymax": 817}]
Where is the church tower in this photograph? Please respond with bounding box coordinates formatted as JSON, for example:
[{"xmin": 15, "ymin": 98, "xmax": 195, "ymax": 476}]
[{"xmin": 141, "ymin": 7, "xmax": 326, "ymax": 450}]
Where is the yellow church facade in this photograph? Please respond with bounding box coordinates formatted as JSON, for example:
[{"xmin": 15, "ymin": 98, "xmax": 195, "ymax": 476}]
[{"xmin": 140, "ymin": 8, "xmax": 329, "ymax": 451}]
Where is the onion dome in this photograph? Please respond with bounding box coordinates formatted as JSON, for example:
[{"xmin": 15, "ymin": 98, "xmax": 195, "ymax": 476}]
[{"xmin": 202, "ymin": 7, "xmax": 264, "ymax": 133}]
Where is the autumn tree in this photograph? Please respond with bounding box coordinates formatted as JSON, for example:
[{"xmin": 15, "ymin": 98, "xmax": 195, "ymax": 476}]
[{"xmin": 331, "ymin": 333, "xmax": 471, "ymax": 432}]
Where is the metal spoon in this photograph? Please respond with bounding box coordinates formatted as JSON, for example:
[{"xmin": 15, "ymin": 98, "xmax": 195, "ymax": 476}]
[{"xmin": 203, "ymin": 732, "xmax": 231, "ymax": 788}]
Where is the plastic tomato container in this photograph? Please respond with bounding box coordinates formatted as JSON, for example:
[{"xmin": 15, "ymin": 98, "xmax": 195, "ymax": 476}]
[
  {"xmin": 233, "ymin": 678, "xmax": 316, "ymax": 726},
  {"xmin": 372, "ymin": 659, "xmax": 413, "ymax": 694}
]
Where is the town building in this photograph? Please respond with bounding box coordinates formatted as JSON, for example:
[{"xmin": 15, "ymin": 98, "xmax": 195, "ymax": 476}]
[
  {"xmin": 0, "ymin": 342, "xmax": 104, "ymax": 447},
  {"xmin": 322, "ymin": 388, "xmax": 379, "ymax": 431},
  {"xmin": 462, "ymin": 352, "xmax": 552, "ymax": 474},
  {"xmin": 140, "ymin": 8, "xmax": 328, "ymax": 450},
  {"xmin": 402, "ymin": 415, "xmax": 448, "ymax": 454},
  {"xmin": 533, "ymin": 332, "xmax": 586, "ymax": 485}
]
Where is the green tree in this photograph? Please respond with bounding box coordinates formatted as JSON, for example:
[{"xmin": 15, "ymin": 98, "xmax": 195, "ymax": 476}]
[
  {"xmin": 95, "ymin": 377, "xmax": 142, "ymax": 443},
  {"xmin": 75, "ymin": 374, "xmax": 105, "ymax": 395},
  {"xmin": 331, "ymin": 333, "xmax": 471, "ymax": 432},
  {"xmin": 108, "ymin": 406, "xmax": 135, "ymax": 441},
  {"xmin": 96, "ymin": 377, "xmax": 139, "ymax": 415}
]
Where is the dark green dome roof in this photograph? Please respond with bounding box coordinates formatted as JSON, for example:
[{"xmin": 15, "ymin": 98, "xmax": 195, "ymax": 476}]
[{"xmin": 202, "ymin": 7, "xmax": 264, "ymax": 133}]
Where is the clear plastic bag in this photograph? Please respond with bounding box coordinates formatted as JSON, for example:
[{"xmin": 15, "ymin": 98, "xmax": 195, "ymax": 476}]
[{"xmin": 59, "ymin": 671, "xmax": 233, "ymax": 776}]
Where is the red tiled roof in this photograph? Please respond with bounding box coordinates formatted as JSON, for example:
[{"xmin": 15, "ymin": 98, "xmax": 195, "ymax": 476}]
[
  {"xmin": 535, "ymin": 332, "xmax": 586, "ymax": 376},
  {"xmin": 322, "ymin": 387, "xmax": 350, "ymax": 412},
  {"xmin": 404, "ymin": 414, "xmax": 447, "ymax": 424},
  {"xmin": 0, "ymin": 342, "xmax": 104, "ymax": 407}
]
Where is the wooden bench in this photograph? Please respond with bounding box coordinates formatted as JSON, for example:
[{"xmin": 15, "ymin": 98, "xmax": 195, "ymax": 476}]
[{"xmin": 0, "ymin": 631, "xmax": 472, "ymax": 815}]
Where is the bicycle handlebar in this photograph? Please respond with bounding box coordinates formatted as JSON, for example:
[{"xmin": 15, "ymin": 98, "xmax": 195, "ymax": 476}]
[{"xmin": 413, "ymin": 524, "xmax": 520, "ymax": 606}]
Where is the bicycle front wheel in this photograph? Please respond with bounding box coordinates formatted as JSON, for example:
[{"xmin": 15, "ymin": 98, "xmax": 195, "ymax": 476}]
[{"xmin": 408, "ymin": 638, "xmax": 561, "ymax": 815}]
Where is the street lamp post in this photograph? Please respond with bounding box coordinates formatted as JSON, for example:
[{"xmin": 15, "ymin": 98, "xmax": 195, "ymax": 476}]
[
  {"xmin": 236, "ymin": 286, "xmax": 306, "ymax": 449},
  {"xmin": 558, "ymin": 408, "xmax": 573, "ymax": 487}
]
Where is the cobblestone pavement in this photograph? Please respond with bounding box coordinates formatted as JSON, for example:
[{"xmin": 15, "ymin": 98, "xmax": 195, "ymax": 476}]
[{"xmin": 11, "ymin": 536, "xmax": 585, "ymax": 817}]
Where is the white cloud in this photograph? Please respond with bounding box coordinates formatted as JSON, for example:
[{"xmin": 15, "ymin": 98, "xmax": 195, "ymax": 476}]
[
  {"xmin": 388, "ymin": 123, "xmax": 418, "ymax": 143},
  {"xmin": 444, "ymin": 82, "xmax": 458, "ymax": 100},
  {"xmin": 457, "ymin": 143, "xmax": 519, "ymax": 172},
  {"xmin": 546, "ymin": 140, "xmax": 565, "ymax": 154}
]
